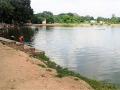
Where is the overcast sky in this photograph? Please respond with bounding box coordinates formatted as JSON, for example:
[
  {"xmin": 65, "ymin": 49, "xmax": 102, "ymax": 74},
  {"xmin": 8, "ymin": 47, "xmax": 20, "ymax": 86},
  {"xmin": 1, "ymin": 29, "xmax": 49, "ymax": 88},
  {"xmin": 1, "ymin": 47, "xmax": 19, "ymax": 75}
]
[{"xmin": 31, "ymin": 0, "xmax": 120, "ymax": 18}]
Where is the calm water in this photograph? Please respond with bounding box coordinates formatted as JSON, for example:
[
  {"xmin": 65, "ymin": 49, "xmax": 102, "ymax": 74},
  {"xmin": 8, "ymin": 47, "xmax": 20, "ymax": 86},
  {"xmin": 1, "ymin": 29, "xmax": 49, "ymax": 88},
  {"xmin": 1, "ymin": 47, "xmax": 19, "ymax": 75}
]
[{"xmin": 1, "ymin": 26, "xmax": 120, "ymax": 84}]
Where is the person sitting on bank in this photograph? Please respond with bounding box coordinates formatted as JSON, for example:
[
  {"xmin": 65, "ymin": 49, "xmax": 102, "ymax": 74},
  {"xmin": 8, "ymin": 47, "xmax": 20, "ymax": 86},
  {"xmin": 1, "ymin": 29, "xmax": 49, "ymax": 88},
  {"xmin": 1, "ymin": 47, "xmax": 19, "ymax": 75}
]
[{"xmin": 19, "ymin": 36, "xmax": 24, "ymax": 43}]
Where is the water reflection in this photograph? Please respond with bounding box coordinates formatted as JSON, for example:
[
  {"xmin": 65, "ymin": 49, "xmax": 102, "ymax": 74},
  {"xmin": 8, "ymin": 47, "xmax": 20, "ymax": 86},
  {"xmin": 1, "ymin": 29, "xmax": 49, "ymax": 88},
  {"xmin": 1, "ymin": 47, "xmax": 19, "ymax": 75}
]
[{"xmin": 32, "ymin": 26, "xmax": 120, "ymax": 85}]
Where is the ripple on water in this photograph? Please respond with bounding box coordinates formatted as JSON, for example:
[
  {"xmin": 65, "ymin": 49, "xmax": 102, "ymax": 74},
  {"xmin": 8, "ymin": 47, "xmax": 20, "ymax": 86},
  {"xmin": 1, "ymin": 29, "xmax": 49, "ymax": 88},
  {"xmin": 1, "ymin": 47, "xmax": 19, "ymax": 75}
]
[{"xmin": 30, "ymin": 27, "xmax": 120, "ymax": 84}]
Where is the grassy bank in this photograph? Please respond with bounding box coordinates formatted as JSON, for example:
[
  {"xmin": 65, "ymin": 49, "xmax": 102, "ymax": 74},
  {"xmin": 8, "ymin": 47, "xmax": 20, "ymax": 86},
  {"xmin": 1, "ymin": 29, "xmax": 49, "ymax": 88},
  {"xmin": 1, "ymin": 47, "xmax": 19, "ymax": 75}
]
[
  {"xmin": 35, "ymin": 54, "xmax": 120, "ymax": 90},
  {"xmin": 32, "ymin": 23, "xmax": 120, "ymax": 27},
  {"xmin": 32, "ymin": 23, "xmax": 95, "ymax": 27}
]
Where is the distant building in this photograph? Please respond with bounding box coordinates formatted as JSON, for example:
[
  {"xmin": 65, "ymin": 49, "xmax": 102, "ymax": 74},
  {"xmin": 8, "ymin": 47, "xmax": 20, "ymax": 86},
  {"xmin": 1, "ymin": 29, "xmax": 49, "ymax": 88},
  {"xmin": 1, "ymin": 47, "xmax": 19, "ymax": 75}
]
[
  {"xmin": 90, "ymin": 20, "xmax": 97, "ymax": 24},
  {"xmin": 99, "ymin": 21, "xmax": 105, "ymax": 25},
  {"xmin": 42, "ymin": 19, "xmax": 46, "ymax": 24}
]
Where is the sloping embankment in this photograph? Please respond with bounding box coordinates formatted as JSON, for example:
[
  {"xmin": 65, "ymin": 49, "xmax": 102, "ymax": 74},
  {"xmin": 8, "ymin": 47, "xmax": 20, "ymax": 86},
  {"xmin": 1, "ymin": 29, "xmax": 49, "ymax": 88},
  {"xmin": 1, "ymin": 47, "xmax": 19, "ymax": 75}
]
[{"xmin": 0, "ymin": 37, "xmax": 93, "ymax": 90}]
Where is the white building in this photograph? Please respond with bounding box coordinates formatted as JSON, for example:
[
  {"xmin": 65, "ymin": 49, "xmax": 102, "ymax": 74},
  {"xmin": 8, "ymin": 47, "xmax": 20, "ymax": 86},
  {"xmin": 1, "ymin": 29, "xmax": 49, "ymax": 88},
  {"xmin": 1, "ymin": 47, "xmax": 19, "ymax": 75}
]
[
  {"xmin": 42, "ymin": 19, "xmax": 46, "ymax": 24},
  {"xmin": 90, "ymin": 20, "xmax": 96, "ymax": 24}
]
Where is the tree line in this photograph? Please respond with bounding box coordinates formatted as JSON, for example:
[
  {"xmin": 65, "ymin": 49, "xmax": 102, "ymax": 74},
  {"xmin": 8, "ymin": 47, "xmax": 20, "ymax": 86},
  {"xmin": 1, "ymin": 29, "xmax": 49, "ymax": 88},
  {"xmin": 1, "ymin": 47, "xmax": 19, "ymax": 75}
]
[
  {"xmin": 31, "ymin": 11, "xmax": 120, "ymax": 24},
  {"xmin": 0, "ymin": 0, "xmax": 120, "ymax": 25},
  {"xmin": 0, "ymin": 0, "xmax": 33, "ymax": 24},
  {"xmin": 31, "ymin": 12, "xmax": 94, "ymax": 24}
]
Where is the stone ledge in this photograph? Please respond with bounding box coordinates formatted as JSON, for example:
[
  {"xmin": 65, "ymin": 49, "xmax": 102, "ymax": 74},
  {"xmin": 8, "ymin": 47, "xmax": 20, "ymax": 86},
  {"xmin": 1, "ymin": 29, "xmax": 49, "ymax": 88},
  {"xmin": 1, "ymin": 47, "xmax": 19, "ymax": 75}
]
[{"xmin": 0, "ymin": 37, "xmax": 45, "ymax": 56}]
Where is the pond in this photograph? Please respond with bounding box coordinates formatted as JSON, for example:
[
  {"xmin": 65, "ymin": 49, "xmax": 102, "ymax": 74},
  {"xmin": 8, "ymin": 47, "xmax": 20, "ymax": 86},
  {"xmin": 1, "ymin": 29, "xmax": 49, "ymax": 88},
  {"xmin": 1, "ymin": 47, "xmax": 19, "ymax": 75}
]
[{"xmin": 1, "ymin": 26, "xmax": 120, "ymax": 85}]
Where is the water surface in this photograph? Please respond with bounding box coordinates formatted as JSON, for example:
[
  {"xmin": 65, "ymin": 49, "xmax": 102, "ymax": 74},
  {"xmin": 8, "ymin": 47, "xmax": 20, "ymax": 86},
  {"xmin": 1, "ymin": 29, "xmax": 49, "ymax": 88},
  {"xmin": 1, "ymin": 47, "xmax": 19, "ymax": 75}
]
[{"xmin": 32, "ymin": 26, "xmax": 120, "ymax": 84}]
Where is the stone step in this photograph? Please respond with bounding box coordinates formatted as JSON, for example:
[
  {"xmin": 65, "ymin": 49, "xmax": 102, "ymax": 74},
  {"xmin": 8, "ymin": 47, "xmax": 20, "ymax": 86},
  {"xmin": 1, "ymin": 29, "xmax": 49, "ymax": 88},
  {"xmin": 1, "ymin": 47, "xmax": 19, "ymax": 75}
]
[{"xmin": 0, "ymin": 37, "xmax": 45, "ymax": 57}]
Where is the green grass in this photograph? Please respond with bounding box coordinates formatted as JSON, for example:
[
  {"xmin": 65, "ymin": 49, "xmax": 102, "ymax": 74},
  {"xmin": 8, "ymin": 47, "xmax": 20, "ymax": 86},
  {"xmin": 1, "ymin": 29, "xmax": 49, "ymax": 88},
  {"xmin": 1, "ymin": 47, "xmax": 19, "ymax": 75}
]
[
  {"xmin": 37, "ymin": 64, "xmax": 46, "ymax": 68},
  {"xmin": 35, "ymin": 54, "xmax": 120, "ymax": 90}
]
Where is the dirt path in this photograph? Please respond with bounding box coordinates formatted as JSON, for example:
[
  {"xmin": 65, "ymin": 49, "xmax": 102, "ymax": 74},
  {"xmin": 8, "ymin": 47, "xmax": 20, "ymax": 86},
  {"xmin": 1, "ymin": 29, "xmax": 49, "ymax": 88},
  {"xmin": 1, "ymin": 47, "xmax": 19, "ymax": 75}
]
[{"xmin": 0, "ymin": 43, "xmax": 93, "ymax": 90}]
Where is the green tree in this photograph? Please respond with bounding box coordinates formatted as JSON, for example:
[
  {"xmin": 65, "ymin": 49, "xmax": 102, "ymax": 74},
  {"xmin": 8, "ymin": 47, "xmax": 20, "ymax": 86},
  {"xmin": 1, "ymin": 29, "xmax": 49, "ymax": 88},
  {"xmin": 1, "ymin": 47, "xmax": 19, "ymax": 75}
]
[
  {"xmin": 54, "ymin": 13, "xmax": 93, "ymax": 24},
  {"xmin": 42, "ymin": 11, "xmax": 54, "ymax": 23},
  {"xmin": 10, "ymin": 0, "xmax": 33, "ymax": 24},
  {"xmin": 0, "ymin": 0, "xmax": 14, "ymax": 23},
  {"xmin": 31, "ymin": 14, "xmax": 43, "ymax": 24},
  {"xmin": 84, "ymin": 15, "xmax": 94, "ymax": 22},
  {"xmin": 0, "ymin": 0, "xmax": 33, "ymax": 24},
  {"xmin": 32, "ymin": 11, "xmax": 54, "ymax": 24}
]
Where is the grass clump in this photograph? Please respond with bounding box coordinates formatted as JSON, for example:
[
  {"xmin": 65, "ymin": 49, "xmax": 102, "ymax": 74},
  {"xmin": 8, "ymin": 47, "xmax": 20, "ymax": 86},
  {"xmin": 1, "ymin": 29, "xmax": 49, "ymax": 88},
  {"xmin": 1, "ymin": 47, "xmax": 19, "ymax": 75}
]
[
  {"xmin": 37, "ymin": 64, "xmax": 46, "ymax": 68},
  {"xmin": 46, "ymin": 68, "xmax": 52, "ymax": 72},
  {"xmin": 35, "ymin": 54, "xmax": 120, "ymax": 90},
  {"xmin": 74, "ymin": 77, "xmax": 79, "ymax": 81}
]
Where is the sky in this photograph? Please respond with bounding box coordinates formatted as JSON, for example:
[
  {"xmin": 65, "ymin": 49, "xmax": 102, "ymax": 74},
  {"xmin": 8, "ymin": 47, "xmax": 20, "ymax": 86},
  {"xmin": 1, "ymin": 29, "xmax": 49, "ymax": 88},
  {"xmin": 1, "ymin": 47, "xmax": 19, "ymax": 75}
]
[{"xmin": 31, "ymin": 0, "xmax": 120, "ymax": 18}]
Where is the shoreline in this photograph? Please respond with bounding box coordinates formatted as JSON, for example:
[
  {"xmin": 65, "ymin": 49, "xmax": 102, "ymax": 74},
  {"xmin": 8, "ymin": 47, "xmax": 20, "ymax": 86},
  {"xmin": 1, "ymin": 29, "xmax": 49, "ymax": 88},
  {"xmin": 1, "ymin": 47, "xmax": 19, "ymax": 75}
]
[
  {"xmin": 0, "ymin": 37, "xmax": 93, "ymax": 90},
  {"xmin": 1, "ymin": 23, "xmax": 120, "ymax": 30},
  {"xmin": 31, "ymin": 23, "xmax": 120, "ymax": 27},
  {"xmin": 0, "ymin": 37, "xmax": 119, "ymax": 90}
]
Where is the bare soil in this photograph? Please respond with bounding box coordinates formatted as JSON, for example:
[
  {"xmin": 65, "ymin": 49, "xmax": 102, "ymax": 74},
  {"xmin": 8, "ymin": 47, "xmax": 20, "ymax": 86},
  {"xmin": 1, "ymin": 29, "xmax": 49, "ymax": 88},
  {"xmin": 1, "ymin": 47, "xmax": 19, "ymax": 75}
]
[{"xmin": 0, "ymin": 43, "xmax": 93, "ymax": 90}]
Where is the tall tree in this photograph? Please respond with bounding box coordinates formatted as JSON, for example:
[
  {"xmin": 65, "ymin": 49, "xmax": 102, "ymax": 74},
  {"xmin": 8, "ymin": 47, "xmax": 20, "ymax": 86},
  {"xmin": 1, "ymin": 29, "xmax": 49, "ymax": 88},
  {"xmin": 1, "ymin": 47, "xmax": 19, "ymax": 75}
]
[
  {"xmin": 0, "ymin": 0, "xmax": 33, "ymax": 24},
  {"xmin": 32, "ymin": 11, "xmax": 54, "ymax": 24},
  {"xmin": 42, "ymin": 11, "xmax": 54, "ymax": 23},
  {"xmin": 10, "ymin": 0, "xmax": 33, "ymax": 24},
  {"xmin": 0, "ymin": 0, "xmax": 14, "ymax": 23}
]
